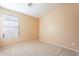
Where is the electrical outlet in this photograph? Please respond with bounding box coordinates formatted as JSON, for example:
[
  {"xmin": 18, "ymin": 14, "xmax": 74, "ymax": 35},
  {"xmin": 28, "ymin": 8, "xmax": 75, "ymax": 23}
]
[{"xmin": 72, "ymin": 42, "xmax": 75, "ymax": 46}]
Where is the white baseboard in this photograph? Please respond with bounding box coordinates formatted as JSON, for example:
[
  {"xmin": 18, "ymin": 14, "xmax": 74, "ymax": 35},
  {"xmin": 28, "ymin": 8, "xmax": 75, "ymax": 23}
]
[{"xmin": 39, "ymin": 39, "xmax": 79, "ymax": 53}]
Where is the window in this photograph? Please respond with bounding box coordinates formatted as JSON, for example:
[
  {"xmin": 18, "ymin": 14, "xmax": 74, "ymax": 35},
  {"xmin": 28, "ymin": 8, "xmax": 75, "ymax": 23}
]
[{"xmin": 2, "ymin": 15, "xmax": 19, "ymax": 39}]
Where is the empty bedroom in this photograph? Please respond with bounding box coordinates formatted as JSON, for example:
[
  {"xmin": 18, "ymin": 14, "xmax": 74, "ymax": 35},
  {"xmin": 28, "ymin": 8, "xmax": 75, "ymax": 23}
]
[{"xmin": 0, "ymin": 3, "xmax": 79, "ymax": 56}]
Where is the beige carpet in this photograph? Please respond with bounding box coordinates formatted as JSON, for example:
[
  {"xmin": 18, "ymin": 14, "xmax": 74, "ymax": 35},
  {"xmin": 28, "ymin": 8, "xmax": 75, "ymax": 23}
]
[{"xmin": 0, "ymin": 40, "xmax": 79, "ymax": 56}]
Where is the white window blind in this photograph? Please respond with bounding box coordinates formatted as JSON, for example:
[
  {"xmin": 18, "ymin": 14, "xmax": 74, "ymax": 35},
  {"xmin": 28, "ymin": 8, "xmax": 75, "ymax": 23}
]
[{"xmin": 2, "ymin": 15, "xmax": 19, "ymax": 39}]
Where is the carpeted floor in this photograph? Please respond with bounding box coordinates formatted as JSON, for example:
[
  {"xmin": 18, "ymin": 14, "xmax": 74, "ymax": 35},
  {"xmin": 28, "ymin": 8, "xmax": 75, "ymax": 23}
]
[{"xmin": 0, "ymin": 40, "xmax": 79, "ymax": 56}]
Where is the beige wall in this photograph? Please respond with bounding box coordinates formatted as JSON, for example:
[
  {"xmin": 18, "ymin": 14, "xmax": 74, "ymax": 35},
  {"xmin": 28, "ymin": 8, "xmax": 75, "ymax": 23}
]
[
  {"xmin": 39, "ymin": 4, "xmax": 79, "ymax": 52},
  {"xmin": 0, "ymin": 7, "xmax": 39, "ymax": 47}
]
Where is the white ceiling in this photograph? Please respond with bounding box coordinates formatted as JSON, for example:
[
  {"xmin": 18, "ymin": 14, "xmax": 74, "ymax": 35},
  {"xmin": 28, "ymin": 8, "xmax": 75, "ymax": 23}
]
[{"xmin": 0, "ymin": 3, "xmax": 58, "ymax": 18}]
